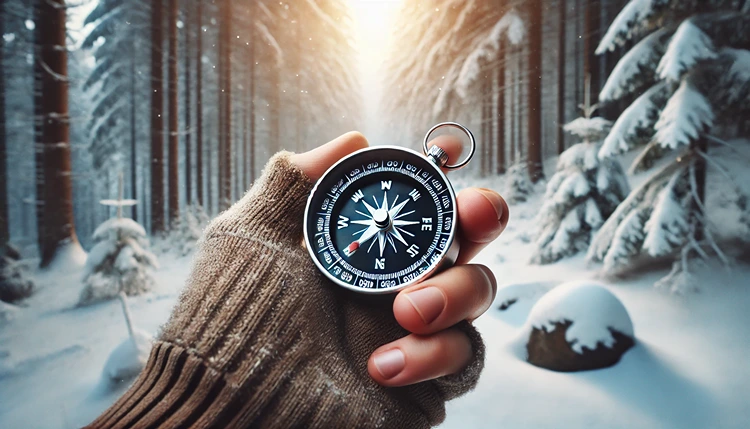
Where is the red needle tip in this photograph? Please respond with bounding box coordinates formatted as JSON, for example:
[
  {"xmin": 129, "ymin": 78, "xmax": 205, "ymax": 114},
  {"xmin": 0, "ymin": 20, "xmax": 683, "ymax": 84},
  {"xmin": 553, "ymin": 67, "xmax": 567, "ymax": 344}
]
[{"xmin": 344, "ymin": 241, "xmax": 359, "ymax": 257}]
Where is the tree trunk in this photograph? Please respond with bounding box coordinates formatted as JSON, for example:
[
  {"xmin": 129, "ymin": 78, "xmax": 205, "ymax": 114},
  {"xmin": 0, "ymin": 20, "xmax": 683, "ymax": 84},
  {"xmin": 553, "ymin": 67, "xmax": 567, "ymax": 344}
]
[
  {"xmin": 0, "ymin": 5, "xmax": 7, "ymax": 245},
  {"xmin": 583, "ymin": 0, "xmax": 601, "ymax": 107},
  {"xmin": 526, "ymin": 0, "xmax": 544, "ymax": 183},
  {"xmin": 219, "ymin": 0, "xmax": 233, "ymax": 209},
  {"xmin": 269, "ymin": 68, "xmax": 280, "ymax": 155},
  {"xmin": 249, "ymin": 33, "xmax": 256, "ymax": 183},
  {"xmin": 33, "ymin": 0, "xmax": 45, "ymax": 253},
  {"xmin": 195, "ymin": 0, "xmax": 204, "ymax": 208},
  {"xmin": 495, "ymin": 41, "xmax": 506, "ymax": 175},
  {"xmin": 150, "ymin": 0, "xmax": 165, "ymax": 233},
  {"xmin": 183, "ymin": 2, "xmax": 192, "ymax": 206},
  {"xmin": 130, "ymin": 44, "xmax": 138, "ymax": 221},
  {"xmin": 37, "ymin": 0, "xmax": 81, "ymax": 267},
  {"xmin": 692, "ymin": 137, "xmax": 708, "ymax": 242},
  {"xmin": 557, "ymin": 0, "xmax": 567, "ymax": 154},
  {"xmin": 167, "ymin": 0, "xmax": 179, "ymax": 225}
]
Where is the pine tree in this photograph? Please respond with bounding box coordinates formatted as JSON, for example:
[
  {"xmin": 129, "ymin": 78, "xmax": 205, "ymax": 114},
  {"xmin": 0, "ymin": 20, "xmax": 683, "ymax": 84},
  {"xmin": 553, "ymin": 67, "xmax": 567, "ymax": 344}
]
[
  {"xmin": 79, "ymin": 177, "xmax": 157, "ymax": 306},
  {"xmin": 532, "ymin": 91, "xmax": 630, "ymax": 264},
  {"xmin": 590, "ymin": 0, "xmax": 750, "ymax": 291}
]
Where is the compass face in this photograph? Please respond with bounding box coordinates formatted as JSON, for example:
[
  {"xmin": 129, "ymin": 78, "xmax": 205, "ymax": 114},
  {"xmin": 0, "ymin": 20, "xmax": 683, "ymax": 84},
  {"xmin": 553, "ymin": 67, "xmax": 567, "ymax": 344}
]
[{"xmin": 304, "ymin": 146, "xmax": 457, "ymax": 294}]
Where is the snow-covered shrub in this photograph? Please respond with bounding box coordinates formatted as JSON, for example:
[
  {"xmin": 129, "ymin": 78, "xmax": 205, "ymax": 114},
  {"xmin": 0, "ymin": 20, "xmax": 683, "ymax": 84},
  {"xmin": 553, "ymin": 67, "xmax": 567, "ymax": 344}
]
[
  {"xmin": 0, "ymin": 245, "xmax": 34, "ymax": 303},
  {"xmin": 504, "ymin": 163, "xmax": 532, "ymax": 203},
  {"xmin": 518, "ymin": 281, "xmax": 635, "ymax": 372},
  {"xmin": 79, "ymin": 218, "xmax": 158, "ymax": 306},
  {"xmin": 591, "ymin": 0, "xmax": 750, "ymax": 290},
  {"xmin": 531, "ymin": 118, "xmax": 630, "ymax": 264}
]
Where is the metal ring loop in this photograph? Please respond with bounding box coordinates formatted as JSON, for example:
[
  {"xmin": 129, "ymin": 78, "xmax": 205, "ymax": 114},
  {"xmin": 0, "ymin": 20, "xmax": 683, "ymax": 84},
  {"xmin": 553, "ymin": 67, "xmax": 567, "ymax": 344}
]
[{"xmin": 422, "ymin": 122, "xmax": 476, "ymax": 170}]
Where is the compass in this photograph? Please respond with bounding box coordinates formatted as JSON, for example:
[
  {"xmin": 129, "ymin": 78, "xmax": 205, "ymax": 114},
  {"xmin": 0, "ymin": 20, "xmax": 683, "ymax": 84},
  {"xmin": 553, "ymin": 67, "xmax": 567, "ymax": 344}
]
[{"xmin": 303, "ymin": 122, "xmax": 476, "ymax": 294}]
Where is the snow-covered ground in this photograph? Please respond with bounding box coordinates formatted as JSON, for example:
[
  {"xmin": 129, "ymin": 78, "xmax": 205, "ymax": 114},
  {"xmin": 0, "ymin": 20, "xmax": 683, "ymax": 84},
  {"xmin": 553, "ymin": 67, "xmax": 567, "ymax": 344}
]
[{"xmin": 1, "ymin": 179, "xmax": 749, "ymax": 428}]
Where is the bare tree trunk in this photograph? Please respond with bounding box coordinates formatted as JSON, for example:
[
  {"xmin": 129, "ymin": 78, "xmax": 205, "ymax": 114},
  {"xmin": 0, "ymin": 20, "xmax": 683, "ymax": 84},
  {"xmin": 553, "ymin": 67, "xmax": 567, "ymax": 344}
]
[
  {"xmin": 37, "ymin": 0, "xmax": 80, "ymax": 267},
  {"xmin": 270, "ymin": 67, "xmax": 280, "ymax": 156},
  {"xmin": 495, "ymin": 41, "xmax": 506, "ymax": 175},
  {"xmin": 583, "ymin": 0, "xmax": 601, "ymax": 107},
  {"xmin": 248, "ymin": 32, "xmax": 256, "ymax": 183},
  {"xmin": 150, "ymin": 0, "xmax": 165, "ymax": 233},
  {"xmin": 167, "ymin": 0, "xmax": 179, "ymax": 225},
  {"xmin": 526, "ymin": 0, "xmax": 544, "ymax": 183},
  {"xmin": 219, "ymin": 0, "xmax": 233, "ymax": 209},
  {"xmin": 33, "ymin": 0, "xmax": 46, "ymax": 252},
  {"xmin": 509, "ymin": 48, "xmax": 516, "ymax": 165},
  {"xmin": 130, "ymin": 43, "xmax": 138, "ymax": 222},
  {"xmin": 0, "ymin": 5, "xmax": 7, "ymax": 245},
  {"xmin": 183, "ymin": 2, "xmax": 192, "ymax": 206},
  {"xmin": 557, "ymin": 0, "xmax": 567, "ymax": 154},
  {"xmin": 481, "ymin": 71, "xmax": 489, "ymax": 177},
  {"xmin": 195, "ymin": 0, "xmax": 204, "ymax": 207}
]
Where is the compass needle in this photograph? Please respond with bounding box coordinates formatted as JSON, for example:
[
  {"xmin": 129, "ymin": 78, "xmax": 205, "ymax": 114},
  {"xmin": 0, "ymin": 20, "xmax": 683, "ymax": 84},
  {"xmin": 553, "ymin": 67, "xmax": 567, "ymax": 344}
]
[{"xmin": 377, "ymin": 232, "xmax": 386, "ymax": 257}]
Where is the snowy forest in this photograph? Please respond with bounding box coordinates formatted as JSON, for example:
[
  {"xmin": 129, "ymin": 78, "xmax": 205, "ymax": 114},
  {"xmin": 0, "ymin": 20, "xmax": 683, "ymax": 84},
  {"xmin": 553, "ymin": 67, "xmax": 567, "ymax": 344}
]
[{"xmin": 1, "ymin": 0, "xmax": 750, "ymax": 428}]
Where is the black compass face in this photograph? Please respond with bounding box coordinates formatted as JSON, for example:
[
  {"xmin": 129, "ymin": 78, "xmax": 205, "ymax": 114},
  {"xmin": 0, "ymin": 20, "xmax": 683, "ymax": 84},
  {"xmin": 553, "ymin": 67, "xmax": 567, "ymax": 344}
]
[{"xmin": 304, "ymin": 147, "xmax": 457, "ymax": 293}]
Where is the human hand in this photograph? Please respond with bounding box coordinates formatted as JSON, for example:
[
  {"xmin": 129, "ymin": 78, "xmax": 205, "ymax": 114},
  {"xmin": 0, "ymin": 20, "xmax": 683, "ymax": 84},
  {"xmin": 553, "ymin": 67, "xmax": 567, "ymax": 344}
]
[{"xmin": 292, "ymin": 132, "xmax": 509, "ymax": 387}]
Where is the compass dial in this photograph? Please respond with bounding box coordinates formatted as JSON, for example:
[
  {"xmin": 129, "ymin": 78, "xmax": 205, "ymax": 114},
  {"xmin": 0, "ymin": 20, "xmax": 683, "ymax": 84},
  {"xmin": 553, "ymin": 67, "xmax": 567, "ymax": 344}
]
[{"xmin": 304, "ymin": 146, "xmax": 458, "ymax": 294}]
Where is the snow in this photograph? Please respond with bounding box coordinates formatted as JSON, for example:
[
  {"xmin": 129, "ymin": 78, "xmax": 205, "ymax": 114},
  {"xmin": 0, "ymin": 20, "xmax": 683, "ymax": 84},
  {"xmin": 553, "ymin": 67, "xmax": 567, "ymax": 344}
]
[
  {"xmin": 101, "ymin": 329, "xmax": 152, "ymax": 385},
  {"xmin": 600, "ymin": 28, "xmax": 669, "ymax": 101},
  {"xmin": 596, "ymin": 0, "xmax": 661, "ymax": 54},
  {"xmin": 92, "ymin": 218, "xmax": 147, "ymax": 242},
  {"xmin": 562, "ymin": 117, "xmax": 612, "ymax": 140},
  {"xmin": 657, "ymin": 21, "xmax": 717, "ymax": 82},
  {"xmin": 2, "ymin": 161, "xmax": 750, "ymax": 428},
  {"xmin": 599, "ymin": 82, "xmax": 667, "ymax": 159},
  {"xmin": 514, "ymin": 281, "xmax": 633, "ymax": 355},
  {"xmin": 655, "ymin": 80, "xmax": 715, "ymax": 150},
  {"xmin": 724, "ymin": 47, "xmax": 750, "ymax": 83},
  {"xmin": 0, "ymin": 301, "xmax": 20, "ymax": 323},
  {"xmin": 43, "ymin": 241, "xmax": 87, "ymax": 274},
  {"xmin": 643, "ymin": 171, "xmax": 689, "ymax": 257}
]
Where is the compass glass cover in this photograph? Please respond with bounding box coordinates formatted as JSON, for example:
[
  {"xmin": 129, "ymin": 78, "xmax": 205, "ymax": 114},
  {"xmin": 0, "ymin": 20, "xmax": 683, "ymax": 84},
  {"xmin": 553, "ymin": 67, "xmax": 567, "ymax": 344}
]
[{"xmin": 305, "ymin": 147, "xmax": 456, "ymax": 292}]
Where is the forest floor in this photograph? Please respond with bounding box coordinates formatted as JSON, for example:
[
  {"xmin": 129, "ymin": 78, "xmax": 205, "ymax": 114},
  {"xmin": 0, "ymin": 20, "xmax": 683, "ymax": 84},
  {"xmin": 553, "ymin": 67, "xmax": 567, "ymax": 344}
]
[{"xmin": 1, "ymin": 168, "xmax": 749, "ymax": 429}]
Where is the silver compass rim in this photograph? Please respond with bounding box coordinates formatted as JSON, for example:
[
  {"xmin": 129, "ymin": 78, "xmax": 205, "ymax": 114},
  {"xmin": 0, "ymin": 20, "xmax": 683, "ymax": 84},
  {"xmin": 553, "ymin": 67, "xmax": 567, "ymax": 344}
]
[{"xmin": 303, "ymin": 145, "xmax": 459, "ymax": 295}]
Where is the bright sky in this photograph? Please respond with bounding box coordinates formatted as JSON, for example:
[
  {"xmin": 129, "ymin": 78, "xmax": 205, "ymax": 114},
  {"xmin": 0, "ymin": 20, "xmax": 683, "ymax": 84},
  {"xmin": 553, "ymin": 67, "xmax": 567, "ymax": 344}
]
[{"xmin": 348, "ymin": 0, "xmax": 402, "ymax": 145}]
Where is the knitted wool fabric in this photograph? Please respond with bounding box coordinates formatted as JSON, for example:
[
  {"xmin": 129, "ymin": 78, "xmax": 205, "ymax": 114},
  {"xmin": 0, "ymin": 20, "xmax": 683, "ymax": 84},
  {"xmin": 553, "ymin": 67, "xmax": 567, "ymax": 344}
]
[{"xmin": 88, "ymin": 152, "xmax": 485, "ymax": 429}]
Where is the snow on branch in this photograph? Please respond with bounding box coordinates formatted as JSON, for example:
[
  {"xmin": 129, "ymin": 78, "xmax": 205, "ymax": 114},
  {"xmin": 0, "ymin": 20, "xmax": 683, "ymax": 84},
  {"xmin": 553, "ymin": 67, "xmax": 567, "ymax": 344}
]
[
  {"xmin": 599, "ymin": 82, "xmax": 668, "ymax": 159},
  {"xmin": 657, "ymin": 20, "xmax": 717, "ymax": 82},
  {"xmin": 456, "ymin": 10, "xmax": 525, "ymax": 99},
  {"xmin": 596, "ymin": 0, "xmax": 662, "ymax": 54},
  {"xmin": 655, "ymin": 80, "xmax": 715, "ymax": 149},
  {"xmin": 642, "ymin": 168, "xmax": 689, "ymax": 256},
  {"xmin": 724, "ymin": 47, "xmax": 750, "ymax": 83},
  {"xmin": 600, "ymin": 28, "xmax": 669, "ymax": 101},
  {"xmin": 563, "ymin": 117, "xmax": 612, "ymax": 141}
]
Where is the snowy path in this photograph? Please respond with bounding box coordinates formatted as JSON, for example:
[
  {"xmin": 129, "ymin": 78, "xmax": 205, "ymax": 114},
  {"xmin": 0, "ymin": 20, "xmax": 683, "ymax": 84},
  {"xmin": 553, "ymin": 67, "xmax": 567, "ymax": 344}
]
[{"xmin": 1, "ymin": 194, "xmax": 749, "ymax": 428}]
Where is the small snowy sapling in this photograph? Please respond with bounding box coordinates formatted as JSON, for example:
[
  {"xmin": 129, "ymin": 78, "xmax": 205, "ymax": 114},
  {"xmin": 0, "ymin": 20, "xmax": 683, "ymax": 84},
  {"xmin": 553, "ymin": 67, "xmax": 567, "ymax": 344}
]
[
  {"xmin": 79, "ymin": 174, "xmax": 158, "ymax": 305},
  {"xmin": 101, "ymin": 293, "xmax": 153, "ymax": 387}
]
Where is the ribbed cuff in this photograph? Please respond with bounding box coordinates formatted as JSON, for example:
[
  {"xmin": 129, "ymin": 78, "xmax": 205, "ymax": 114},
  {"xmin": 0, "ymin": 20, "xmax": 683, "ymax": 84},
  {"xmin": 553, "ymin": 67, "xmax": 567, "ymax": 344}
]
[
  {"xmin": 207, "ymin": 151, "xmax": 314, "ymax": 246},
  {"xmin": 87, "ymin": 341, "xmax": 228, "ymax": 429}
]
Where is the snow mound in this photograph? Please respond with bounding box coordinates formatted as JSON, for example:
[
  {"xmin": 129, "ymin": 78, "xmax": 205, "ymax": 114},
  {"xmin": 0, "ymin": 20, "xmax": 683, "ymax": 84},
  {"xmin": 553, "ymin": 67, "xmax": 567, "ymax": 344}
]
[
  {"xmin": 43, "ymin": 241, "xmax": 87, "ymax": 274},
  {"xmin": 0, "ymin": 300, "xmax": 20, "ymax": 323},
  {"xmin": 523, "ymin": 281, "xmax": 634, "ymax": 354},
  {"xmin": 102, "ymin": 329, "xmax": 152, "ymax": 385}
]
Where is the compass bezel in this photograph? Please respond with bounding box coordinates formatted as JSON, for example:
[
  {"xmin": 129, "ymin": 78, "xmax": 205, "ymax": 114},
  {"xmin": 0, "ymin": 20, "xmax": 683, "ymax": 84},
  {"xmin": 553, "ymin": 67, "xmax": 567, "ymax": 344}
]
[{"xmin": 303, "ymin": 145, "xmax": 459, "ymax": 294}]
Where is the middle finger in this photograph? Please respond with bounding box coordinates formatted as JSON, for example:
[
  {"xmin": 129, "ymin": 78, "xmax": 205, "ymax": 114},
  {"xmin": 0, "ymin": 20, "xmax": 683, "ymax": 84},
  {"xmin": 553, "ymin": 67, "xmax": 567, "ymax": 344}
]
[{"xmin": 393, "ymin": 264, "xmax": 497, "ymax": 335}]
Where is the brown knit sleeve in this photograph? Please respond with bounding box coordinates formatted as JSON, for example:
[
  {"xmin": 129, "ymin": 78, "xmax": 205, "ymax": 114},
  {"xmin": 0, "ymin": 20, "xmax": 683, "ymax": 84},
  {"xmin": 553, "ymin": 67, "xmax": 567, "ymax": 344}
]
[{"xmin": 87, "ymin": 152, "xmax": 484, "ymax": 429}]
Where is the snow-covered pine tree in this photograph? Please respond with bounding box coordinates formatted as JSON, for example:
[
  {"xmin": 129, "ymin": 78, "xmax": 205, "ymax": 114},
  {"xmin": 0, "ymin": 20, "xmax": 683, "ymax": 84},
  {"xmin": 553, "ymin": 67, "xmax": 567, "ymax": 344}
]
[
  {"xmin": 531, "ymin": 94, "xmax": 630, "ymax": 264},
  {"xmin": 79, "ymin": 176, "xmax": 157, "ymax": 306},
  {"xmin": 504, "ymin": 162, "xmax": 533, "ymax": 204},
  {"xmin": 590, "ymin": 0, "xmax": 750, "ymax": 292}
]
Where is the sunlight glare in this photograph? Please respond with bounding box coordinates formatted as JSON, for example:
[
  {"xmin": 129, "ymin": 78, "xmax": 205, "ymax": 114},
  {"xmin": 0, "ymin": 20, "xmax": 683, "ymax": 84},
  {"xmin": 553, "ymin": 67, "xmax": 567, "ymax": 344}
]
[{"xmin": 348, "ymin": 0, "xmax": 402, "ymax": 144}]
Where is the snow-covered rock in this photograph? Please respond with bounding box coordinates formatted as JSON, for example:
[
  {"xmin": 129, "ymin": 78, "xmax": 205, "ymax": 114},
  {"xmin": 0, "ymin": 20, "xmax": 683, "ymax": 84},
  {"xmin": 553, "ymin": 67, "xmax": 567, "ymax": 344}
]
[
  {"xmin": 102, "ymin": 329, "xmax": 152, "ymax": 385},
  {"xmin": 519, "ymin": 281, "xmax": 635, "ymax": 372}
]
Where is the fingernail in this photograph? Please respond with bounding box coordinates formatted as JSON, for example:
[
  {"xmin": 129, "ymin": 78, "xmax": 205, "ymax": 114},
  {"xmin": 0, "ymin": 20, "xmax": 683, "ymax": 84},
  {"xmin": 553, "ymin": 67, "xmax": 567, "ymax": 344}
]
[
  {"xmin": 477, "ymin": 188, "xmax": 505, "ymax": 222},
  {"xmin": 373, "ymin": 349, "xmax": 405, "ymax": 380},
  {"xmin": 405, "ymin": 287, "xmax": 445, "ymax": 325}
]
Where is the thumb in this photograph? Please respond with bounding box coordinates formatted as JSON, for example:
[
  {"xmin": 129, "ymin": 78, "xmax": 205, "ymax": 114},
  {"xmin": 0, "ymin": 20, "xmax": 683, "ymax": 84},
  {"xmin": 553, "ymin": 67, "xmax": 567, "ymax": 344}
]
[{"xmin": 290, "ymin": 132, "xmax": 369, "ymax": 180}]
